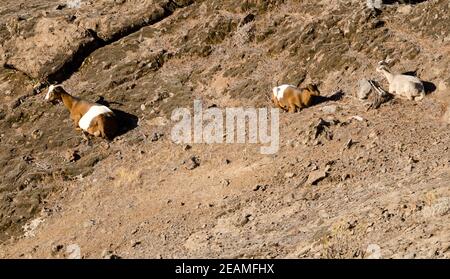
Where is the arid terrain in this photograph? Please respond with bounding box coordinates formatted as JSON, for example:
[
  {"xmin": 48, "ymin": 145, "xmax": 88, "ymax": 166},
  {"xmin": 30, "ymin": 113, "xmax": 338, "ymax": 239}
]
[{"xmin": 0, "ymin": 0, "xmax": 449, "ymax": 259}]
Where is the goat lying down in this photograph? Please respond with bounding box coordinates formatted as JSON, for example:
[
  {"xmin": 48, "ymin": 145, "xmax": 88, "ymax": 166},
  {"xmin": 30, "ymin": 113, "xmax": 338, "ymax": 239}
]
[
  {"xmin": 272, "ymin": 84, "xmax": 321, "ymax": 113},
  {"xmin": 45, "ymin": 85, "xmax": 118, "ymax": 140},
  {"xmin": 376, "ymin": 60, "xmax": 425, "ymax": 101}
]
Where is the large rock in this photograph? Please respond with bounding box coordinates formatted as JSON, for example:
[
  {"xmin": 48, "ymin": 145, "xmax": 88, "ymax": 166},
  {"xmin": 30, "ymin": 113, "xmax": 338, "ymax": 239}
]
[
  {"xmin": 357, "ymin": 79, "xmax": 372, "ymax": 100},
  {"xmin": 1, "ymin": 0, "xmax": 194, "ymax": 80},
  {"xmin": 3, "ymin": 17, "xmax": 95, "ymax": 80}
]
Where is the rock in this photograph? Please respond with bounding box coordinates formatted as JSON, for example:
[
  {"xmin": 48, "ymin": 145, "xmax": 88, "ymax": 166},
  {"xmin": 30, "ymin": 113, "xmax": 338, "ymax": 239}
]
[
  {"xmin": 83, "ymin": 219, "xmax": 96, "ymax": 228},
  {"xmin": 285, "ymin": 172, "xmax": 295, "ymax": 178},
  {"xmin": 101, "ymin": 249, "xmax": 122, "ymax": 259},
  {"xmin": 64, "ymin": 149, "xmax": 80, "ymax": 163},
  {"xmin": 366, "ymin": 0, "xmax": 382, "ymax": 10},
  {"xmin": 31, "ymin": 129, "xmax": 43, "ymax": 140},
  {"xmin": 183, "ymin": 144, "xmax": 192, "ymax": 150},
  {"xmin": 357, "ymin": 79, "xmax": 372, "ymax": 100},
  {"xmin": 140, "ymin": 104, "xmax": 146, "ymax": 111},
  {"xmin": 22, "ymin": 217, "xmax": 45, "ymax": 238},
  {"xmin": 308, "ymin": 118, "xmax": 335, "ymax": 142},
  {"xmin": 151, "ymin": 132, "xmax": 164, "ymax": 142},
  {"xmin": 3, "ymin": 17, "xmax": 95, "ymax": 79},
  {"xmin": 344, "ymin": 139, "xmax": 354, "ymax": 149},
  {"xmin": 131, "ymin": 240, "xmax": 141, "ymax": 248},
  {"xmin": 397, "ymin": 5, "xmax": 412, "ymax": 15},
  {"xmin": 351, "ymin": 115, "xmax": 365, "ymax": 122},
  {"xmin": 66, "ymin": 244, "xmax": 81, "ymax": 259},
  {"xmin": 2, "ymin": 1, "xmax": 191, "ymax": 79},
  {"xmin": 55, "ymin": 4, "xmax": 67, "ymax": 10},
  {"xmin": 321, "ymin": 105, "xmax": 337, "ymax": 114},
  {"xmin": 341, "ymin": 173, "xmax": 350, "ymax": 181},
  {"xmin": 185, "ymin": 156, "xmax": 200, "ymax": 170},
  {"xmin": 240, "ymin": 14, "xmax": 255, "ymax": 26},
  {"xmin": 66, "ymin": 0, "xmax": 82, "ymax": 9},
  {"xmin": 306, "ymin": 170, "xmax": 328, "ymax": 185},
  {"xmin": 224, "ymin": 159, "xmax": 231, "ymax": 164},
  {"xmin": 221, "ymin": 179, "xmax": 230, "ymax": 186},
  {"xmin": 51, "ymin": 244, "xmax": 64, "ymax": 254},
  {"xmin": 365, "ymin": 244, "xmax": 382, "ymax": 259},
  {"xmin": 235, "ymin": 214, "xmax": 251, "ymax": 227},
  {"xmin": 253, "ymin": 184, "xmax": 268, "ymax": 191}
]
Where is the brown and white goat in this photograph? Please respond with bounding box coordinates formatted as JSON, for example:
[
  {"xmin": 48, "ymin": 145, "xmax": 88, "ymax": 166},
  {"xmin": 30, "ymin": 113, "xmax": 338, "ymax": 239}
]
[
  {"xmin": 45, "ymin": 85, "xmax": 118, "ymax": 140},
  {"xmin": 272, "ymin": 84, "xmax": 321, "ymax": 113}
]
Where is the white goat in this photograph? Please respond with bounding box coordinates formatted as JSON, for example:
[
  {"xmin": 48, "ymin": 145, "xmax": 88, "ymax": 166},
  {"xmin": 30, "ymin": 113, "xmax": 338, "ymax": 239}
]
[{"xmin": 376, "ymin": 60, "xmax": 425, "ymax": 101}]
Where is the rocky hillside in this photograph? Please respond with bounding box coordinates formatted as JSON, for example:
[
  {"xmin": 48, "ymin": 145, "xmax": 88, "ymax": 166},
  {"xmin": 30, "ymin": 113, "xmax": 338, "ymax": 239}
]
[{"xmin": 0, "ymin": 0, "xmax": 449, "ymax": 258}]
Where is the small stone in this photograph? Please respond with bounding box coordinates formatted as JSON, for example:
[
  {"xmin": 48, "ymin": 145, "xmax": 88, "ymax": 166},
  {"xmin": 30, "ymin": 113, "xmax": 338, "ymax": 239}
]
[
  {"xmin": 185, "ymin": 156, "xmax": 200, "ymax": 170},
  {"xmin": 397, "ymin": 5, "xmax": 412, "ymax": 15},
  {"xmin": 83, "ymin": 220, "xmax": 96, "ymax": 228},
  {"xmin": 222, "ymin": 179, "xmax": 230, "ymax": 186},
  {"xmin": 404, "ymin": 164, "xmax": 413, "ymax": 173},
  {"xmin": 344, "ymin": 139, "xmax": 354, "ymax": 149},
  {"xmin": 285, "ymin": 172, "xmax": 295, "ymax": 178},
  {"xmin": 310, "ymin": 164, "xmax": 319, "ymax": 171},
  {"xmin": 253, "ymin": 184, "xmax": 267, "ymax": 191},
  {"xmin": 31, "ymin": 129, "xmax": 42, "ymax": 140},
  {"xmin": 140, "ymin": 104, "xmax": 146, "ymax": 111},
  {"xmin": 240, "ymin": 13, "xmax": 255, "ymax": 26},
  {"xmin": 131, "ymin": 240, "xmax": 141, "ymax": 248},
  {"xmin": 365, "ymin": 244, "xmax": 382, "ymax": 259},
  {"xmin": 51, "ymin": 244, "xmax": 64, "ymax": 253},
  {"xmin": 183, "ymin": 144, "xmax": 192, "ymax": 150},
  {"xmin": 351, "ymin": 115, "xmax": 364, "ymax": 122},
  {"xmin": 66, "ymin": 244, "xmax": 81, "ymax": 259},
  {"xmin": 101, "ymin": 249, "xmax": 121, "ymax": 259},
  {"xmin": 235, "ymin": 214, "xmax": 251, "ymax": 226},
  {"xmin": 151, "ymin": 132, "xmax": 163, "ymax": 142},
  {"xmin": 306, "ymin": 170, "xmax": 328, "ymax": 185},
  {"xmin": 321, "ymin": 105, "xmax": 337, "ymax": 114},
  {"xmin": 64, "ymin": 149, "xmax": 80, "ymax": 163},
  {"xmin": 366, "ymin": 0, "xmax": 382, "ymax": 10},
  {"xmin": 341, "ymin": 173, "xmax": 350, "ymax": 181},
  {"xmin": 224, "ymin": 159, "xmax": 231, "ymax": 164},
  {"xmin": 55, "ymin": 4, "xmax": 66, "ymax": 10}
]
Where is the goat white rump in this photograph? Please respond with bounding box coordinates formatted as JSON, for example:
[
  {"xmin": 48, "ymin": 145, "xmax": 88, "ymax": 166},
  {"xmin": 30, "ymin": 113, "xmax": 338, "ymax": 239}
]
[
  {"xmin": 273, "ymin": 84, "xmax": 296, "ymax": 100},
  {"xmin": 78, "ymin": 105, "xmax": 113, "ymax": 131}
]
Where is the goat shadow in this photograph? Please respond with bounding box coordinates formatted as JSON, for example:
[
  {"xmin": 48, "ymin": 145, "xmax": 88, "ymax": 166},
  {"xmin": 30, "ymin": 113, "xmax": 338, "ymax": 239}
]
[
  {"xmin": 310, "ymin": 90, "xmax": 345, "ymax": 107},
  {"xmin": 402, "ymin": 71, "xmax": 437, "ymax": 95},
  {"xmin": 96, "ymin": 96, "xmax": 139, "ymax": 138}
]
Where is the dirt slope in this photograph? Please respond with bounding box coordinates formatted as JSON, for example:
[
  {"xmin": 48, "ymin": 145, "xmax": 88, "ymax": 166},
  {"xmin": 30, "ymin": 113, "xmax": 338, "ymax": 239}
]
[{"xmin": 0, "ymin": 0, "xmax": 449, "ymax": 258}]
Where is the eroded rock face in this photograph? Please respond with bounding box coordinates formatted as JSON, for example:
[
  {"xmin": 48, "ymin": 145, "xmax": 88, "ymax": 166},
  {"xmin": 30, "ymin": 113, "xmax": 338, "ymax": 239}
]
[
  {"xmin": 1, "ymin": 0, "xmax": 195, "ymax": 81},
  {"xmin": 3, "ymin": 17, "xmax": 95, "ymax": 80}
]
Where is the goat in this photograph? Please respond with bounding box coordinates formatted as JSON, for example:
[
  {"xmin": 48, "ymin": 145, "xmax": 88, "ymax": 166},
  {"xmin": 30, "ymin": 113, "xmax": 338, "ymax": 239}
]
[
  {"xmin": 376, "ymin": 60, "xmax": 425, "ymax": 101},
  {"xmin": 45, "ymin": 85, "xmax": 118, "ymax": 140},
  {"xmin": 272, "ymin": 83, "xmax": 321, "ymax": 113}
]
